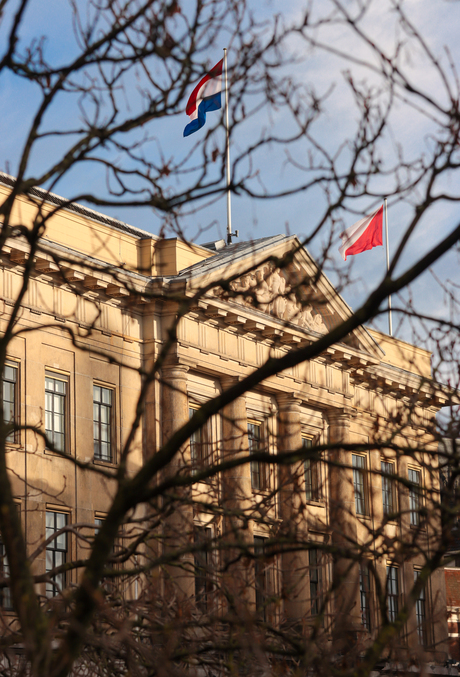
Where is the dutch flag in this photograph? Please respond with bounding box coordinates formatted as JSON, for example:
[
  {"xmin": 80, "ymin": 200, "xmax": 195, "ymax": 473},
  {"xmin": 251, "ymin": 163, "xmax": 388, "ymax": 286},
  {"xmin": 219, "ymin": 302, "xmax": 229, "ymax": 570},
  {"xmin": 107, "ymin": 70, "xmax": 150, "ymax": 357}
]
[{"xmin": 183, "ymin": 60, "xmax": 223, "ymax": 137}]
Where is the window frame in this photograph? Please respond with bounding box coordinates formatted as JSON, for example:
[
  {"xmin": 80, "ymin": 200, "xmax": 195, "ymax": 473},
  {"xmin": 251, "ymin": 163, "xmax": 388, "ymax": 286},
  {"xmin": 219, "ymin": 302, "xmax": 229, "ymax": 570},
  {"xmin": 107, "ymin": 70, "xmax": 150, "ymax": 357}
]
[
  {"xmin": 45, "ymin": 371, "xmax": 69, "ymax": 454},
  {"xmin": 189, "ymin": 405, "xmax": 212, "ymax": 476},
  {"xmin": 194, "ymin": 526, "xmax": 213, "ymax": 613},
  {"xmin": 93, "ymin": 384, "xmax": 114, "ymax": 463},
  {"xmin": 381, "ymin": 460, "xmax": 396, "ymax": 519},
  {"xmin": 248, "ymin": 420, "xmax": 269, "ymax": 492},
  {"xmin": 45, "ymin": 510, "xmax": 69, "ymax": 598},
  {"xmin": 414, "ymin": 569, "xmax": 428, "ymax": 646},
  {"xmin": 408, "ymin": 467, "xmax": 422, "ymax": 527},
  {"xmin": 303, "ymin": 436, "xmax": 322, "ymax": 502},
  {"xmin": 309, "ymin": 546, "xmax": 324, "ymax": 617},
  {"xmin": 360, "ymin": 562, "xmax": 372, "ymax": 631},
  {"xmin": 386, "ymin": 564, "xmax": 400, "ymax": 623},
  {"xmin": 2, "ymin": 361, "xmax": 18, "ymax": 444},
  {"xmin": 352, "ymin": 454, "xmax": 368, "ymax": 516}
]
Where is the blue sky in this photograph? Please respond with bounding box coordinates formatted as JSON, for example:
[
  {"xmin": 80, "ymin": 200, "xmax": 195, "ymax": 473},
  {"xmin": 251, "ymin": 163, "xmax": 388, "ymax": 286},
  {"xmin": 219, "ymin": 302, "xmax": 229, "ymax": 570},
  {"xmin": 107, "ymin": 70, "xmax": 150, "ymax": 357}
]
[{"xmin": 1, "ymin": 0, "xmax": 459, "ymax": 343}]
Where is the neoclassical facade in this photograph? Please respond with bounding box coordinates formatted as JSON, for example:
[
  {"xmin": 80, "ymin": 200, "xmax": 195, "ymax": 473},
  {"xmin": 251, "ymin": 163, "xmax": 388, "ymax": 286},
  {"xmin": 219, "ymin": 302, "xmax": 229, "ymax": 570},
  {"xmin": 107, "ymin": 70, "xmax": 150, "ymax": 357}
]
[{"xmin": 0, "ymin": 173, "xmax": 450, "ymax": 667}]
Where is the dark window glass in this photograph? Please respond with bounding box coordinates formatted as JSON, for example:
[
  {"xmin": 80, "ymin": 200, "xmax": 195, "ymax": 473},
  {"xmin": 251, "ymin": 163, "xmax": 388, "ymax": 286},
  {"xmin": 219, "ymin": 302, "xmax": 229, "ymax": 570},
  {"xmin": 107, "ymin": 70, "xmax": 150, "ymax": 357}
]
[
  {"xmin": 189, "ymin": 407, "xmax": 211, "ymax": 474},
  {"xmin": 45, "ymin": 375, "xmax": 66, "ymax": 452},
  {"xmin": 409, "ymin": 469, "xmax": 421, "ymax": 526},
  {"xmin": 309, "ymin": 548, "xmax": 323, "ymax": 616},
  {"xmin": 94, "ymin": 386, "xmax": 113, "ymax": 462},
  {"xmin": 3, "ymin": 364, "xmax": 17, "ymax": 443},
  {"xmin": 381, "ymin": 461, "xmax": 395, "ymax": 517},
  {"xmin": 0, "ymin": 541, "xmax": 12, "ymax": 610},
  {"xmin": 46, "ymin": 511, "xmax": 67, "ymax": 597},
  {"xmin": 195, "ymin": 527, "xmax": 212, "ymax": 613},
  {"xmin": 353, "ymin": 455, "xmax": 367, "ymax": 515},
  {"xmin": 414, "ymin": 570, "xmax": 427, "ymax": 646},
  {"xmin": 386, "ymin": 565, "xmax": 399, "ymax": 623},
  {"xmin": 360, "ymin": 563, "xmax": 371, "ymax": 631},
  {"xmin": 304, "ymin": 438, "xmax": 321, "ymax": 501},
  {"xmin": 254, "ymin": 535, "xmax": 267, "ymax": 620},
  {"xmin": 249, "ymin": 423, "xmax": 267, "ymax": 491}
]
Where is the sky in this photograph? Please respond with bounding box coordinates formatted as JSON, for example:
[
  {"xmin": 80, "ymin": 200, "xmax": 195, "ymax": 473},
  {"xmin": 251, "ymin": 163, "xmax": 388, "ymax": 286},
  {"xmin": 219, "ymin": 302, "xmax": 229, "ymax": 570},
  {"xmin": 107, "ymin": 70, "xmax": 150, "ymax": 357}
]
[{"xmin": 0, "ymin": 0, "xmax": 459, "ymax": 349}]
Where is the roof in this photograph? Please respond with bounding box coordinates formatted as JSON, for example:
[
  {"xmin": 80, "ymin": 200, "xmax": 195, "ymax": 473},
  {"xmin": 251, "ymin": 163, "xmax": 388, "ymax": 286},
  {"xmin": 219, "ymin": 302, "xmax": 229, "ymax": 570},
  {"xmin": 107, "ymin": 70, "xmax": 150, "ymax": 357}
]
[
  {"xmin": 173, "ymin": 234, "xmax": 291, "ymax": 280},
  {"xmin": 0, "ymin": 172, "xmax": 156, "ymax": 241}
]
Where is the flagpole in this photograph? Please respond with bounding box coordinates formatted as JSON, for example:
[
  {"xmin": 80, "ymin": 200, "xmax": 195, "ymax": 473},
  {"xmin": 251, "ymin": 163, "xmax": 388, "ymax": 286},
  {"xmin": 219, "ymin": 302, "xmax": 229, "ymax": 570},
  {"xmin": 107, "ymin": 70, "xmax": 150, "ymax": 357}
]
[
  {"xmin": 224, "ymin": 48, "xmax": 233, "ymax": 245},
  {"xmin": 384, "ymin": 197, "xmax": 393, "ymax": 336}
]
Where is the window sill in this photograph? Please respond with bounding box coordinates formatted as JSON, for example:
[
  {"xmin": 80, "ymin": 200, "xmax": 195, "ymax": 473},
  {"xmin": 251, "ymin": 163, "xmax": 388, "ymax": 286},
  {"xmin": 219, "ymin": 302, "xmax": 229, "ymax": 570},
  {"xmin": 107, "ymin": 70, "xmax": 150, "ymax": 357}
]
[
  {"xmin": 357, "ymin": 513, "xmax": 372, "ymax": 521},
  {"xmin": 305, "ymin": 498, "xmax": 326, "ymax": 507},
  {"xmin": 93, "ymin": 458, "xmax": 117, "ymax": 468},
  {"xmin": 44, "ymin": 448, "xmax": 70, "ymax": 458}
]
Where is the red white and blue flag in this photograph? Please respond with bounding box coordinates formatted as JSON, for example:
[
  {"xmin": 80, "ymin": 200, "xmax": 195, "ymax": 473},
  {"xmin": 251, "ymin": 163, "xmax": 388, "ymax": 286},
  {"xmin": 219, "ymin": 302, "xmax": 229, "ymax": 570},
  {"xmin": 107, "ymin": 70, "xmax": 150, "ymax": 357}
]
[
  {"xmin": 339, "ymin": 205, "xmax": 383, "ymax": 261},
  {"xmin": 183, "ymin": 60, "xmax": 223, "ymax": 137}
]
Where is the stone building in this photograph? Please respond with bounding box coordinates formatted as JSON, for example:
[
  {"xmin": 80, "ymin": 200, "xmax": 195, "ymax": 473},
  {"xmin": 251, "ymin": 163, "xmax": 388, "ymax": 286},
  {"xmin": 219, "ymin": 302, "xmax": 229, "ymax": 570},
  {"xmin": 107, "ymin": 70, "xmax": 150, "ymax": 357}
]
[{"xmin": 0, "ymin": 173, "xmax": 450, "ymax": 669}]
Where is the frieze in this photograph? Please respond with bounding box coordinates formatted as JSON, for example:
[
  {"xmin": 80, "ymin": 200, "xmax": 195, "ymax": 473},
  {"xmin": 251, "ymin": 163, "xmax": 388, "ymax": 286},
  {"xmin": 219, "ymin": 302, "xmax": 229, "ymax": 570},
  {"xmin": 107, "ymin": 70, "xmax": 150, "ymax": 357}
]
[{"xmin": 214, "ymin": 263, "xmax": 327, "ymax": 334}]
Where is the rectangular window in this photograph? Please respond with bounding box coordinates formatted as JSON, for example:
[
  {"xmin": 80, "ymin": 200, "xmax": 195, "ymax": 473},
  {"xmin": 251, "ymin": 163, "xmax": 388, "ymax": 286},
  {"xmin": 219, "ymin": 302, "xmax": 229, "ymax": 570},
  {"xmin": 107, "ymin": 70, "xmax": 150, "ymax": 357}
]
[
  {"xmin": 381, "ymin": 461, "xmax": 395, "ymax": 517},
  {"xmin": 46, "ymin": 511, "xmax": 68, "ymax": 597},
  {"xmin": 45, "ymin": 374, "xmax": 67, "ymax": 453},
  {"xmin": 360, "ymin": 563, "xmax": 372, "ymax": 631},
  {"xmin": 254, "ymin": 535, "xmax": 267, "ymax": 620},
  {"xmin": 249, "ymin": 422, "xmax": 268, "ymax": 491},
  {"xmin": 309, "ymin": 547, "xmax": 323, "ymax": 616},
  {"xmin": 304, "ymin": 437, "xmax": 321, "ymax": 501},
  {"xmin": 353, "ymin": 454, "xmax": 367, "ymax": 515},
  {"xmin": 189, "ymin": 407, "xmax": 211, "ymax": 474},
  {"xmin": 414, "ymin": 569, "xmax": 427, "ymax": 646},
  {"xmin": 409, "ymin": 469, "xmax": 421, "ymax": 526},
  {"xmin": 0, "ymin": 541, "xmax": 12, "ymax": 610},
  {"xmin": 2, "ymin": 363, "xmax": 18, "ymax": 443},
  {"xmin": 195, "ymin": 527, "xmax": 213, "ymax": 612},
  {"xmin": 94, "ymin": 385, "xmax": 113, "ymax": 462},
  {"xmin": 386, "ymin": 565, "xmax": 399, "ymax": 623}
]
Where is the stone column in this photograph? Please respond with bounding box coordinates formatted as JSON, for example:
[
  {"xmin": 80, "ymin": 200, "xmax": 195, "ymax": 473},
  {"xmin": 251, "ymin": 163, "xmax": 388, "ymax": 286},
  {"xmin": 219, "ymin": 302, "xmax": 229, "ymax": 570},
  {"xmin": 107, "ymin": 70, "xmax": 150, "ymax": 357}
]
[
  {"xmin": 277, "ymin": 394, "xmax": 310, "ymax": 623},
  {"xmin": 327, "ymin": 408, "xmax": 362, "ymax": 643},
  {"xmin": 161, "ymin": 363, "xmax": 194, "ymax": 600},
  {"xmin": 220, "ymin": 376, "xmax": 253, "ymax": 610}
]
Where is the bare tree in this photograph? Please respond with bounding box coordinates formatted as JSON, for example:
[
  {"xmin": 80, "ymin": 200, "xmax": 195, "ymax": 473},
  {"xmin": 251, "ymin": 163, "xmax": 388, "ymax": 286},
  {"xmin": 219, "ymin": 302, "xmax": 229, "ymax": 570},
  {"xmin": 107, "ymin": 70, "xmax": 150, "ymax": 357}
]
[{"xmin": 0, "ymin": 1, "xmax": 459, "ymax": 676}]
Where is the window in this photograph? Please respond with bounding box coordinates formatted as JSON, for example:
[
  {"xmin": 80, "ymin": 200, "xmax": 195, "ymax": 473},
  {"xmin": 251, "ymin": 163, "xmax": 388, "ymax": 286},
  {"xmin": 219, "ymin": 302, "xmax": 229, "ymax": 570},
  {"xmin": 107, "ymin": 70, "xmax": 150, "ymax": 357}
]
[
  {"xmin": 2, "ymin": 363, "xmax": 18, "ymax": 443},
  {"xmin": 46, "ymin": 511, "xmax": 68, "ymax": 597},
  {"xmin": 94, "ymin": 385, "xmax": 113, "ymax": 462},
  {"xmin": 360, "ymin": 563, "xmax": 372, "ymax": 631},
  {"xmin": 249, "ymin": 422, "xmax": 268, "ymax": 491},
  {"xmin": 309, "ymin": 547, "xmax": 324, "ymax": 616},
  {"xmin": 194, "ymin": 526, "xmax": 213, "ymax": 612},
  {"xmin": 189, "ymin": 406, "xmax": 211, "ymax": 473},
  {"xmin": 353, "ymin": 454, "xmax": 367, "ymax": 515},
  {"xmin": 386, "ymin": 565, "xmax": 399, "ymax": 623},
  {"xmin": 254, "ymin": 535, "xmax": 267, "ymax": 620},
  {"xmin": 0, "ymin": 541, "xmax": 12, "ymax": 610},
  {"xmin": 381, "ymin": 461, "xmax": 396, "ymax": 517},
  {"xmin": 304, "ymin": 437, "xmax": 321, "ymax": 501},
  {"xmin": 45, "ymin": 374, "xmax": 67, "ymax": 452},
  {"xmin": 409, "ymin": 468, "xmax": 422, "ymax": 526},
  {"xmin": 414, "ymin": 569, "xmax": 428, "ymax": 646}
]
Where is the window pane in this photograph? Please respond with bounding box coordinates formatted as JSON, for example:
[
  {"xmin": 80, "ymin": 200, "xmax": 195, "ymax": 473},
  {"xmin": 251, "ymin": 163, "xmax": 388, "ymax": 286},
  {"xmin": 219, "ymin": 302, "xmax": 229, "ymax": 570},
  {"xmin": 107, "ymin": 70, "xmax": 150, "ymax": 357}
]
[
  {"xmin": 386, "ymin": 566, "xmax": 399, "ymax": 622},
  {"xmin": 409, "ymin": 469, "xmax": 421, "ymax": 526},
  {"xmin": 353, "ymin": 455, "xmax": 366, "ymax": 515},
  {"xmin": 381, "ymin": 461, "xmax": 395, "ymax": 516}
]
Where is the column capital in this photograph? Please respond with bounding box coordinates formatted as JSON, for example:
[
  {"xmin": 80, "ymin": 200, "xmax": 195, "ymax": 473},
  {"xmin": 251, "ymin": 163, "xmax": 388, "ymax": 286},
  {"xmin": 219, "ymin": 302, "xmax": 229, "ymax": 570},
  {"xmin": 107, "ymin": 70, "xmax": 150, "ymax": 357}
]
[
  {"xmin": 327, "ymin": 406, "xmax": 356, "ymax": 426},
  {"xmin": 161, "ymin": 363, "xmax": 190, "ymax": 381},
  {"xmin": 276, "ymin": 392, "xmax": 302, "ymax": 414},
  {"xmin": 220, "ymin": 375, "xmax": 244, "ymax": 391}
]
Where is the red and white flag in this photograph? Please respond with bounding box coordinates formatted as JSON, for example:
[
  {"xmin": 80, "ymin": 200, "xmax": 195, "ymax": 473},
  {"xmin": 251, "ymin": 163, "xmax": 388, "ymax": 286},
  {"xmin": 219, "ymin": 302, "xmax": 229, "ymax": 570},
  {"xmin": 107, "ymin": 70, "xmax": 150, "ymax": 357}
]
[{"xmin": 339, "ymin": 205, "xmax": 383, "ymax": 261}]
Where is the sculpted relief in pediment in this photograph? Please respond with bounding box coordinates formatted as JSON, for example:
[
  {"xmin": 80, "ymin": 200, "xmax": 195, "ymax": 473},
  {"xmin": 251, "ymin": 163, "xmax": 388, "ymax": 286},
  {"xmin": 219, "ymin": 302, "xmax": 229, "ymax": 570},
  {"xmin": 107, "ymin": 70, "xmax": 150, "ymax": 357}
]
[{"xmin": 222, "ymin": 263, "xmax": 328, "ymax": 334}]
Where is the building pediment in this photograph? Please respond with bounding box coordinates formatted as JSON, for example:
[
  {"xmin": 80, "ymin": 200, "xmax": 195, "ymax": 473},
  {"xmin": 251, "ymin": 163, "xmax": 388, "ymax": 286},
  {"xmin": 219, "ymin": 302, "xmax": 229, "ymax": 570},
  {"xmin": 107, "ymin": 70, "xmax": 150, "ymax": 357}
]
[{"xmin": 173, "ymin": 234, "xmax": 383, "ymax": 360}]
